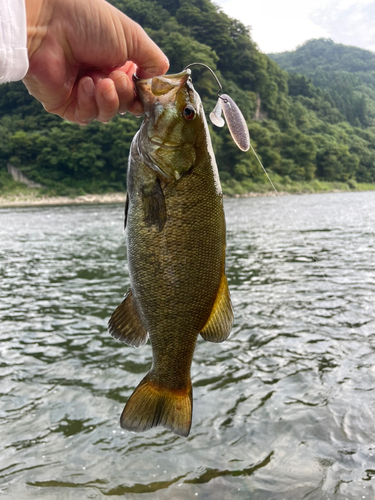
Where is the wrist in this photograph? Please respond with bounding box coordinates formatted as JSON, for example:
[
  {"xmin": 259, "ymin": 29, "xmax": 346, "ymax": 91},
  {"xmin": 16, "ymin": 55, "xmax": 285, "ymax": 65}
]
[{"xmin": 25, "ymin": 0, "xmax": 50, "ymax": 58}]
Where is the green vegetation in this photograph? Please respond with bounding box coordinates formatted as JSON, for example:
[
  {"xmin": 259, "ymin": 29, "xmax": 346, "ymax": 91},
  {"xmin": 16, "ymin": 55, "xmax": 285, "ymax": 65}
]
[
  {"xmin": 1, "ymin": 5, "xmax": 375, "ymax": 198},
  {"xmin": 221, "ymin": 177, "xmax": 375, "ymax": 197},
  {"xmin": 269, "ymin": 38, "xmax": 375, "ymax": 127},
  {"xmin": 0, "ymin": 168, "xmax": 33, "ymax": 196}
]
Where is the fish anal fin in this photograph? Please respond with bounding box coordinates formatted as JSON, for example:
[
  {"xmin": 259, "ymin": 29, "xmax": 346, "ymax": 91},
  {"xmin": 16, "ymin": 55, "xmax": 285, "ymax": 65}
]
[
  {"xmin": 121, "ymin": 375, "xmax": 192, "ymax": 437},
  {"xmin": 200, "ymin": 272, "xmax": 233, "ymax": 343},
  {"xmin": 108, "ymin": 290, "xmax": 148, "ymax": 347}
]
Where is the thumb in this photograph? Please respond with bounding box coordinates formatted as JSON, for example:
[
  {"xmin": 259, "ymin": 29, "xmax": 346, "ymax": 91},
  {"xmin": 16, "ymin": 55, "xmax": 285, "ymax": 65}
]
[{"xmin": 122, "ymin": 18, "xmax": 169, "ymax": 79}]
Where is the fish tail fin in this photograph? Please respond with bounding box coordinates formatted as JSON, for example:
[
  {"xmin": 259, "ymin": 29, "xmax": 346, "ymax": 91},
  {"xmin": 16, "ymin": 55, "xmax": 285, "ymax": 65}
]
[{"xmin": 120, "ymin": 374, "xmax": 192, "ymax": 438}]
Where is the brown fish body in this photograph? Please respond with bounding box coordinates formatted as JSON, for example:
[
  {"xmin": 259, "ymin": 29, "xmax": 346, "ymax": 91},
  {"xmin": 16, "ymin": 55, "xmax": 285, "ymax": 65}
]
[{"xmin": 109, "ymin": 71, "xmax": 233, "ymax": 437}]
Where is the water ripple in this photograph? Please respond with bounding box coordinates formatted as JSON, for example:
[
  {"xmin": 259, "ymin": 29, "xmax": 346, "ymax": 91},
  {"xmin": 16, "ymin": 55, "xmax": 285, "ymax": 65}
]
[{"xmin": 1, "ymin": 194, "xmax": 375, "ymax": 498}]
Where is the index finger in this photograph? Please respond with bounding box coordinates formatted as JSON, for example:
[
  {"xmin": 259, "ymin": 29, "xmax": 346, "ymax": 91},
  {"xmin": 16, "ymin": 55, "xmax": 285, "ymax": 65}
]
[{"xmin": 122, "ymin": 20, "xmax": 169, "ymax": 79}]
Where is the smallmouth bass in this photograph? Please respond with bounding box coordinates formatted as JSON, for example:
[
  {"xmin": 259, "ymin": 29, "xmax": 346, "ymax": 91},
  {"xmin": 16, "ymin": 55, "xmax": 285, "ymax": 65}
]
[{"xmin": 108, "ymin": 69, "xmax": 233, "ymax": 437}]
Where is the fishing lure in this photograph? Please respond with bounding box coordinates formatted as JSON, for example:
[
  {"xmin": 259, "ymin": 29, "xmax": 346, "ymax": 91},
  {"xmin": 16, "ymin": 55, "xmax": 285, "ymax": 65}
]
[
  {"xmin": 184, "ymin": 63, "xmax": 250, "ymax": 152},
  {"xmin": 184, "ymin": 63, "xmax": 333, "ymax": 293}
]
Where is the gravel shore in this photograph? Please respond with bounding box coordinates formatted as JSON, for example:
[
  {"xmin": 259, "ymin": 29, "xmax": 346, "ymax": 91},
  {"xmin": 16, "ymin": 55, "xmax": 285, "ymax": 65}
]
[{"xmin": 0, "ymin": 192, "xmax": 127, "ymax": 208}]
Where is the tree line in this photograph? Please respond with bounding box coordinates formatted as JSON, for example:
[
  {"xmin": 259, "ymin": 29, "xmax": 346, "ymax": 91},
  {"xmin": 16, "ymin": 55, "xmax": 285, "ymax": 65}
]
[{"xmin": 1, "ymin": 2, "xmax": 375, "ymax": 196}]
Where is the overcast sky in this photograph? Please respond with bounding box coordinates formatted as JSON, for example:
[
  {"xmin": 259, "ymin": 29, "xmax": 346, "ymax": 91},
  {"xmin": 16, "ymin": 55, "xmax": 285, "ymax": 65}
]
[{"xmin": 215, "ymin": 0, "xmax": 375, "ymax": 54}]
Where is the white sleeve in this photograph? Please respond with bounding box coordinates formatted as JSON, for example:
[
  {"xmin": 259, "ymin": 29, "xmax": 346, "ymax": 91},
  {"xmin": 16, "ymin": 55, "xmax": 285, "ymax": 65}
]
[{"xmin": 0, "ymin": 0, "xmax": 29, "ymax": 83}]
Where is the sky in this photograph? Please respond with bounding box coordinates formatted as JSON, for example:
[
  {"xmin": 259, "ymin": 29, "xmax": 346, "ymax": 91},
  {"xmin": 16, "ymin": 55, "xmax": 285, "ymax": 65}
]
[{"xmin": 215, "ymin": 0, "xmax": 375, "ymax": 54}]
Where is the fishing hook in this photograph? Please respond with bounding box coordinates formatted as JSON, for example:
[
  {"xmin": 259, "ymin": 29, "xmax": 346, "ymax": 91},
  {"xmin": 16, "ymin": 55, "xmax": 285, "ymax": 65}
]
[{"xmin": 184, "ymin": 63, "xmax": 226, "ymax": 100}]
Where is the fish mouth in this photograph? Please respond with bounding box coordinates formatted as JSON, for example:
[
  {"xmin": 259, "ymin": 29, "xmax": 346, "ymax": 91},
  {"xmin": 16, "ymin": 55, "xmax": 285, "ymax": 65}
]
[
  {"xmin": 134, "ymin": 70, "xmax": 191, "ymax": 105},
  {"xmin": 134, "ymin": 70, "xmax": 191, "ymax": 89}
]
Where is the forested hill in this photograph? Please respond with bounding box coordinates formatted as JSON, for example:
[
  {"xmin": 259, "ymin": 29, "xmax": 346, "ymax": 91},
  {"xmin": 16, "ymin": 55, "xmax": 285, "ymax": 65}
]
[
  {"xmin": 1, "ymin": 3, "xmax": 375, "ymax": 197},
  {"xmin": 268, "ymin": 38, "xmax": 375, "ymax": 128}
]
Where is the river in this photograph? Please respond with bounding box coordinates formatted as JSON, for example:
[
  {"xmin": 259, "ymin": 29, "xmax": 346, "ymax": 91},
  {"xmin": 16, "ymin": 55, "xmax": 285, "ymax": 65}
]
[{"xmin": 1, "ymin": 192, "xmax": 375, "ymax": 499}]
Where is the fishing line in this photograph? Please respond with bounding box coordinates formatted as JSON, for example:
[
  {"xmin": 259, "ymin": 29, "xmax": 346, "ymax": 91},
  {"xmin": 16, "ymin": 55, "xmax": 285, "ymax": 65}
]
[
  {"xmin": 250, "ymin": 143, "xmax": 336, "ymax": 295},
  {"xmin": 185, "ymin": 63, "xmax": 336, "ymax": 296}
]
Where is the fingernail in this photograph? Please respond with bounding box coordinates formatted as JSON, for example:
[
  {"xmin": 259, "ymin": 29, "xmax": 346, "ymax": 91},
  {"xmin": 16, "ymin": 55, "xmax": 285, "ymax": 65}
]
[
  {"xmin": 103, "ymin": 84, "xmax": 116, "ymax": 102},
  {"xmin": 82, "ymin": 78, "xmax": 95, "ymax": 97}
]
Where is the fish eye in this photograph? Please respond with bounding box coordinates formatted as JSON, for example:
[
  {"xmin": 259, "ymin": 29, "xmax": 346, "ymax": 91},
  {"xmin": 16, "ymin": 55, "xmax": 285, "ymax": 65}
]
[{"xmin": 183, "ymin": 106, "xmax": 195, "ymax": 120}]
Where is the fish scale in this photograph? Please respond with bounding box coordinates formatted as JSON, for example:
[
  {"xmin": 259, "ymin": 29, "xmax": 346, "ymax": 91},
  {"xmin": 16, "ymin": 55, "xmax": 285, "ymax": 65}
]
[{"xmin": 108, "ymin": 70, "xmax": 233, "ymax": 437}]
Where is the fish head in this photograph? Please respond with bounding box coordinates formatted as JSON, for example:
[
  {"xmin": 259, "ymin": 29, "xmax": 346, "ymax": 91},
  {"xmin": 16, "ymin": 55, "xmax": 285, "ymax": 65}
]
[{"xmin": 135, "ymin": 70, "xmax": 203, "ymax": 180}]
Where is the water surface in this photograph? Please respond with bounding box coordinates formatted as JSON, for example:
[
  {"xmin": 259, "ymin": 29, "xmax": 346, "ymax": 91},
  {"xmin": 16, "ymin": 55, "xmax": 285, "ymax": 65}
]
[{"xmin": 1, "ymin": 192, "xmax": 375, "ymax": 499}]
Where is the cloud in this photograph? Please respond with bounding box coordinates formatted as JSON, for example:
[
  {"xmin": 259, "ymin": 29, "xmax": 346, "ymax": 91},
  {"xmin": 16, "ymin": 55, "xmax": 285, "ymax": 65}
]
[
  {"xmin": 310, "ymin": 0, "xmax": 375, "ymax": 52},
  {"xmin": 216, "ymin": 0, "xmax": 330, "ymax": 53},
  {"xmin": 250, "ymin": 16, "xmax": 329, "ymax": 54},
  {"xmin": 216, "ymin": 0, "xmax": 375, "ymax": 53}
]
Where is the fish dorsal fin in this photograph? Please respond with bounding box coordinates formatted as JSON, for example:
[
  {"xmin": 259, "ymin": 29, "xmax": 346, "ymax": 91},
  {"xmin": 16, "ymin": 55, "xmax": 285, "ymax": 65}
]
[
  {"xmin": 200, "ymin": 272, "xmax": 234, "ymax": 343},
  {"xmin": 108, "ymin": 290, "xmax": 148, "ymax": 347}
]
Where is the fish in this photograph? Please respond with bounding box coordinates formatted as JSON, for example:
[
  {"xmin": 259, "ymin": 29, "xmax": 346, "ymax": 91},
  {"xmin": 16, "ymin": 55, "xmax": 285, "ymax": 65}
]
[{"xmin": 108, "ymin": 69, "xmax": 233, "ymax": 437}]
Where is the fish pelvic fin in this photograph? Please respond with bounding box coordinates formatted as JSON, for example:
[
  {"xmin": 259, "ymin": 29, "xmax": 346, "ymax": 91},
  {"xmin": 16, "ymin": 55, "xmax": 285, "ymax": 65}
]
[
  {"xmin": 108, "ymin": 290, "xmax": 148, "ymax": 347},
  {"xmin": 200, "ymin": 272, "xmax": 234, "ymax": 343},
  {"xmin": 120, "ymin": 375, "xmax": 192, "ymax": 438}
]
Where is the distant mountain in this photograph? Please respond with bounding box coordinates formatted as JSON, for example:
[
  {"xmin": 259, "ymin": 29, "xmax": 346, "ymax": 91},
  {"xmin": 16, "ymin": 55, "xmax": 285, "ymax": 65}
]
[
  {"xmin": 268, "ymin": 38, "xmax": 375, "ymax": 127},
  {"xmin": 1, "ymin": 11, "xmax": 375, "ymax": 195}
]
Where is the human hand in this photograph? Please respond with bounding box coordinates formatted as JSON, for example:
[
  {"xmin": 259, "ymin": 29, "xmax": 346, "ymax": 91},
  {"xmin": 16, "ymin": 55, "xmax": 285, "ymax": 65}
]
[{"xmin": 23, "ymin": 0, "xmax": 169, "ymax": 124}]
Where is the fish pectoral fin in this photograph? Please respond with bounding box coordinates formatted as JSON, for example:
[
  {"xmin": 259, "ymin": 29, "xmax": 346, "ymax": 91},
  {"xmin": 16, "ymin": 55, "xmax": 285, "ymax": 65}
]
[
  {"xmin": 121, "ymin": 374, "xmax": 192, "ymax": 438},
  {"xmin": 142, "ymin": 177, "xmax": 167, "ymax": 232},
  {"xmin": 108, "ymin": 290, "xmax": 148, "ymax": 347},
  {"xmin": 200, "ymin": 272, "xmax": 234, "ymax": 343}
]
